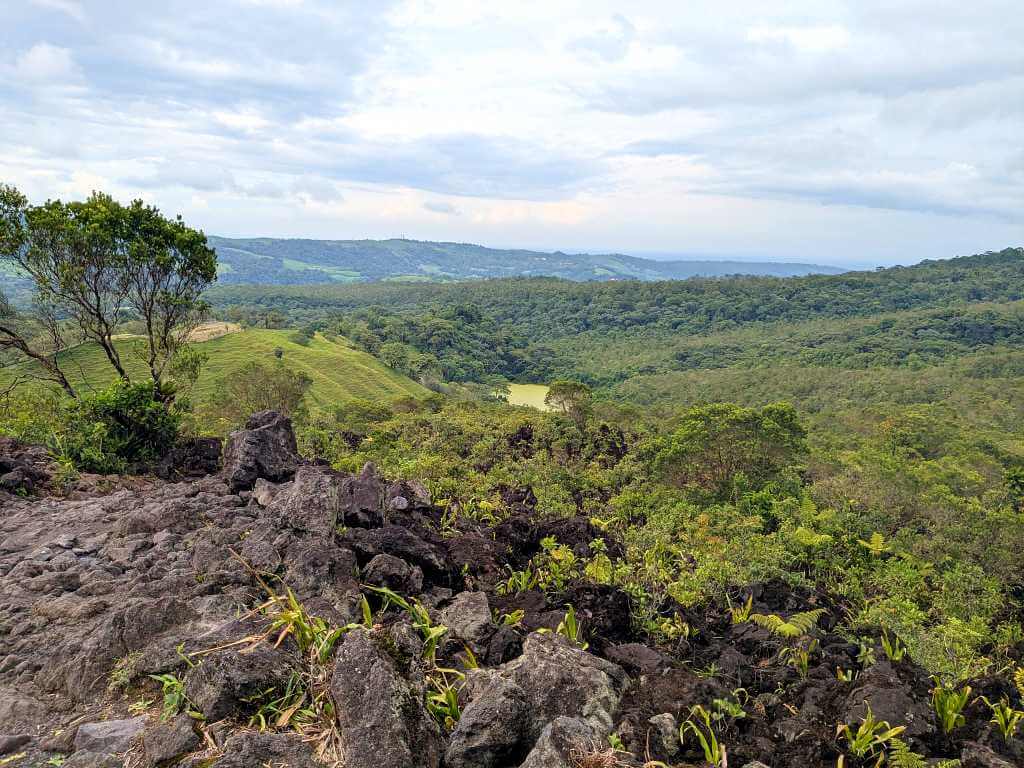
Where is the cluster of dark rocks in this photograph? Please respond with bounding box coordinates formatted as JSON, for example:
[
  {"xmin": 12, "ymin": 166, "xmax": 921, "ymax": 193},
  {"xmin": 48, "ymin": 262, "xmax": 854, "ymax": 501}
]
[{"xmin": 0, "ymin": 411, "xmax": 1020, "ymax": 768}]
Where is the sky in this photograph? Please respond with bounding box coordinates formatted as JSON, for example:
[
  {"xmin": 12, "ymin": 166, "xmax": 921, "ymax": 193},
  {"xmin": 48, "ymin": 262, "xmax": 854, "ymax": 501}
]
[{"xmin": 2, "ymin": 0, "xmax": 1022, "ymax": 267}]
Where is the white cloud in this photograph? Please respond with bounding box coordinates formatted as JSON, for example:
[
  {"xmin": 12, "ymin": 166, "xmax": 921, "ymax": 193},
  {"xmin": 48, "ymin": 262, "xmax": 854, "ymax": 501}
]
[
  {"xmin": 0, "ymin": 0, "xmax": 1020, "ymax": 265},
  {"xmin": 746, "ymin": 25, "xmax": 850, "ymax": 53},
  {"xmin": 12, "ymin": 43, "xmax": 81, "ymax": 83}
]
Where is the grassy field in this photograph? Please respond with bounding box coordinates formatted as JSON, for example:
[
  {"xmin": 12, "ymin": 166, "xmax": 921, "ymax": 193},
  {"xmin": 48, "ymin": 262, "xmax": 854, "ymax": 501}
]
[
  {"xmin": 506, "ymin": 383, "xmax": 552, "ymax": 410},
  {"xmin": 3, "ymin": 329, "xmax": 428, "ymax": 408}
]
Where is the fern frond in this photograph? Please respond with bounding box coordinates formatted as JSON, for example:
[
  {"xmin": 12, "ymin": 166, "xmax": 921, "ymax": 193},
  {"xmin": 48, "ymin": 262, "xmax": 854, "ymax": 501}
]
[
  {"xmin": 788, "ymin": 608, "xmax": 827, "ymax": 634},
  {"xmin": 1014, "ymin": 667, "xmax": 1024, "ymax": 699},
  {"xmin": 858, "ymin": 532, "xmax": 889, "ymax": 556},
  {"xmin": 750, "ymin": 608, "xmax": 826, "ymax": 639},
  {"xmin": 888, "ymin": 738, "xmax": 926, "ymax": 768}
]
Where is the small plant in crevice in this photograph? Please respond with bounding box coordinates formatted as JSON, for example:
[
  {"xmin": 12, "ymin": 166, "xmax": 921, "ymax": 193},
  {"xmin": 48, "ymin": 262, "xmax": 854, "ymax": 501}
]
[
  {"xmin": 932, "ymin": 683, "xmax": 971, "ymax": 734},
  {"xmin": 679, "ymin": 704, "xmax": 726, "ymax": 768},
  {"xmin": 780, "ymin": 637, "xmax": 819, "ymax": 680},
  {"xmin": 149, "ymin": 673, "xmax": 201, "ymax": 722},
  {"xmin": 495, "ymin": 609, "xmax": 525, "ymax": 628},
  {"xmin": 881, "ymin": 630, "xmax": 907, "ymax": 662},
  {"xmin": 729, "ymin": 593, "xmax": 754, "ymax": 624},
  {"xmin": 976, "ymin": 695, "xmax": 1024, "ymax": 742},
  {"xmin": 836, "ymin": 704, "xmax": 906, "ymax": 764},
  {"xmin": 496, "ymin": 566, "xmax": 538, "ymax": 596},
  {"xmin": 366, "ymin": 584, "xmax": 449, "ymax": 663},
  {"xmin": 425, "ymin": 667, "xmax": 464, "ymax": 730},
  {"xmin": 244, "ymin": 672, "xmax": 313, "ymax": 731},
  {"xmin": 107, "ymin": 650, "xmax": 143, "ymax": 693},
  {"xmin": 539, "ymin": 604, "xmax": 589, "ymax": 650}
]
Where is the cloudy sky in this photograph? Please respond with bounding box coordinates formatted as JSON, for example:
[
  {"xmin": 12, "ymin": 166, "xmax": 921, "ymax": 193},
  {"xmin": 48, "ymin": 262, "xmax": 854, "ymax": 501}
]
[{"xmin": 2, "ymin": 0, "xmax": 1022, "ymax": 266}]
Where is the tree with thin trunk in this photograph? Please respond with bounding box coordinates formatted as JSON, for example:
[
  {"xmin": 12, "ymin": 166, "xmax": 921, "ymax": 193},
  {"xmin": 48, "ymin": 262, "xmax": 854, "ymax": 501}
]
[{"xmin": 0, "ymin": 183, "xmax": 217, "ymax": 400}]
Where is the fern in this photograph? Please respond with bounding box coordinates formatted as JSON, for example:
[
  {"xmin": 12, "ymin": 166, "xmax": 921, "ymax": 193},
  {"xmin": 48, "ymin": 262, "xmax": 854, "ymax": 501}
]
[
  {"xmin": 792, "ymin": 526, "xmax": 834, "ymax": 548},
  {"xmin": 1014, "ymin": 666, "xmax": 1024, "ymax": 699},
  {"xmin": 858, "ymin": 532, "xmax": 890, "ymax": 557},
  {"xmin": 888, "ymin": 738, "xmax": 926, "ymax": 768},
  {"xmin": 750, "ymin": 608, "xmax": 826, "ymax": 639}
]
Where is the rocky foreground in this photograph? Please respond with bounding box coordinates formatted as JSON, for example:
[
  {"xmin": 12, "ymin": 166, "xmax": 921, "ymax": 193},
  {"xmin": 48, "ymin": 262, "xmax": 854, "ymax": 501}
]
[{"xmin": 1, "ymin": 413, "xmax": 1021, "ymax": 768}]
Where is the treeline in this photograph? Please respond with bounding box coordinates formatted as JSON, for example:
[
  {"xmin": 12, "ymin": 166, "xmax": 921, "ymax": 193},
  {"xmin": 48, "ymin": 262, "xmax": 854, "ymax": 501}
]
[
  {"xmin": 209, "ymin": 247, "xmax": 1024, "ymax": 343},
  {"xmin": 337, "ymin": 305, "xmax": 560, "ymax": 383}
]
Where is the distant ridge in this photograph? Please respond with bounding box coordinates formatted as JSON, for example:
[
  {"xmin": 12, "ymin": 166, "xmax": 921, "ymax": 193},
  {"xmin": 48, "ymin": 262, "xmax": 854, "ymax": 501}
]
[{"xmin": 208, "ymin": 236, "xmax": 846, "ymax": 285}]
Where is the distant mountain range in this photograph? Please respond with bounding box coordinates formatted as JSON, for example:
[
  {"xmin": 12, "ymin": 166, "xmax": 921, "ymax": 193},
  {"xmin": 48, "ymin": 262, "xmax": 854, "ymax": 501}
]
[{"xmin": 208, "ymin": 237, "xmax": 846, "ymax": 285}]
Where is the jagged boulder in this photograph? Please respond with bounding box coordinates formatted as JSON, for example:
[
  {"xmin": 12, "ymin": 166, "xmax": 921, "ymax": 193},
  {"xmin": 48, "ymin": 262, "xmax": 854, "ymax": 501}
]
[
  {"xmin": 154, "ymin": 437, "xmax": 222, "ymax": 480},
  {"xmin": 445, "ymin": 675, "xmax": 530, "ymax": 768},
  {"xmin": 338, "ymin": 462, "xmax": 385, "ymax": 527},
  {"xmin": 519, "ymin": 716, "xmax": 600, "ymax": 768},
  {"xmin": 363, "ymin": 553, "xmax": 424, "ymax": 594},
  {"xmin": 210, "ymin": 732, "xmax": 317, "ymax": 768},
  {"xmin": 184, "ymin": 644, "xmax": 296, "ymax": 721},
  {"xmin": 138, "ymin": 714, "xmax": 200, "ymax": 767},
  {"xmin": 222, "ymin": 411, "xmax": 300, "ymax": 492},
  {"xmin": 266, "ymin": 465, "xmax": 344, "ymax": 535},
  {"xmin": 843, "ymin": 658, "xmax": 934, "ymax": 737},
  {"xmin": 446, "ymin": 633, "xmax": 628, "ymax": 765},
  {"xmin": 503, "ymin": 633, "xmax": 629, "ymax": 741},
  {"xmin": 440, "ymin": 591, "xmax": 494, "ymax": 653},
  {"xmin": 329, "ymin": 628, "xmax": 442, "ymax": 768},
  {"xmin": 73, "ymin": 716, "xmax": 147, "ymax": 753},
  {"xmin": 346, "ymin": 525, "xmax": 448, "ymax": 579}
]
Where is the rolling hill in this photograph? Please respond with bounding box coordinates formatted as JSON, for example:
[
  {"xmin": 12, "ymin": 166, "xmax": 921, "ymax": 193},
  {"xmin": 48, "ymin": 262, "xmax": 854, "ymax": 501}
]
[
  {"xmin": 1, "ymin": 329, "xmax": 428, "ymax": 411},
  {"xmin": 208, "ymin": 236, "xmax": 845, "ymax": 285}
]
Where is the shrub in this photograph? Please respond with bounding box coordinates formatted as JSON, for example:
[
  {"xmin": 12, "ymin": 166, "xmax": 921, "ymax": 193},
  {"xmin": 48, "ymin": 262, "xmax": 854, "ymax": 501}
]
[
  {"xmin": 209, "ymin": 360, "xmax": 312, "ymax": 426},
  {"xmin": 60, "ymin": 380, "xmax": 181, "ymax": 473}
]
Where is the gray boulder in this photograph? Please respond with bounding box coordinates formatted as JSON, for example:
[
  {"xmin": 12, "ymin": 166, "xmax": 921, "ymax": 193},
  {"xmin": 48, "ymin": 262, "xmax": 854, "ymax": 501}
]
[
  {"xmin": 503, "ymin": 633, "xmax": 629, "ymax": 741},
  {"xmin": 648, "ymin": 713, "xmax": 679, "ymax": 758},
  {"xmin": 961, "ymin": 741, "xmax": 1018, "ymax": 768},
  {"xmin": 222, "ymin": 411, "xmax": 300, "ymax": 493},
  {"xmin": 268, "ymin": 466, "xmax": 344, "ymax": 535},
  {"xmin": 843, "ymin": 659, "xmax": 934, "ymax": 738},
  {"xmin": 184, "ymin": 645, "xmax": 295, "ymax": 721},
  {"xmin": 140, "ymin": 713, "xmax": 200, "ymax": 767},
  {"xmin": 444, "ymin": 676, "xmax": 530, "ymax": 768},
  {"xmin": 363, "ymin": 553, "xmax": 424, "ymax": 594},
  {"xmin": 338, "ymin": 462, "xmax": 385, "ymax": 527},
  {"xmin": 445, "ymin": 633, "xmax": 628, "ymax": 766},
  {"xmin": 0, "ymin": 735, "xmax": 30, "ymax": 755},
  {"xmin": 440, "ymin": 591, "xmax": 494, "ymax": 653},
  {"xmin": 63, "ymin": 753, "xmax": 122, "ymax": 768},
  {"xmin": 519, "ymin": 717, "xmax": 599, "ymax": 768},
  {"xmin": 73, "ymin": 716, "xmax": 147, "ymax": 753},
  {"xmin": 210, "ymin": 732, "xmax": 317, "ymax": 768},
  {"xmin": 329, "ymin": 628, "xmax": 442, "ymax": 768}
]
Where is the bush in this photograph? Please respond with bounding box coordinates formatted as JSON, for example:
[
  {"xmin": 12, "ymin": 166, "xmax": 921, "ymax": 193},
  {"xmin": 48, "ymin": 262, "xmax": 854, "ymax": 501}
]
[
  {"xmin": 60, "ymin": 381, "xmax": 181, "ymax": 473},
  {"xmin": 208, "ymin": 360, "xmax": 313, "ymax": 426}
]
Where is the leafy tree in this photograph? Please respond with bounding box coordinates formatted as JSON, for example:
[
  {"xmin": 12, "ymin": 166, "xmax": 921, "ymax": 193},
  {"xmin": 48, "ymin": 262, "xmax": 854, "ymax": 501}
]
[
  {"xmin": 545, "ymin": 379, "xmax": 593, "ymax": 428},
  {"xmin": 210, "ymin": 360, "xmax": 312, "ymax": 425},
  {"xmin": 653, "ymin": 402, "xmax": 807, "ymax": 500},
  {"xmin": 379, "ymin": 341, "xmax": 413, "ymax": 374},
  {"xmin": 0, "ymin": 184, "xmax": 216, "ymax": 398}
]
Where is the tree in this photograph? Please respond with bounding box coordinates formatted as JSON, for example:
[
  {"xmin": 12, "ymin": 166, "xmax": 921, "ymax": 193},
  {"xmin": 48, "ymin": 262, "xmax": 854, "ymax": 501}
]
[
  {"xmin": 379, "ymin": 341, "xmax": 412, "ymax": 373},
  {"xmin": 653, "ymin": 402, "xmax": 807, "ymax": 500},
  {"xmin": 0, "ymin": 289, "xmax": 77, "ymax": 398},
  {"xmin": 210, "ymin": 360, "xmax": 313, "ymax": 425},
  {"xmin": 545, "ymin": 379, "xmax": 593, "ymax": 428},
  {"xmin": 0, "ymin": 184, "xmax": 216, "ymax": 398}
]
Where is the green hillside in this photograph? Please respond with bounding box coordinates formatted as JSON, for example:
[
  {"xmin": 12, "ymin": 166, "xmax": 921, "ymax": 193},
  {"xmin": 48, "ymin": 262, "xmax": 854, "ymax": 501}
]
[{"xmin": 2, "ymin": 329, "xmax": 428, "ymax": 409}]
